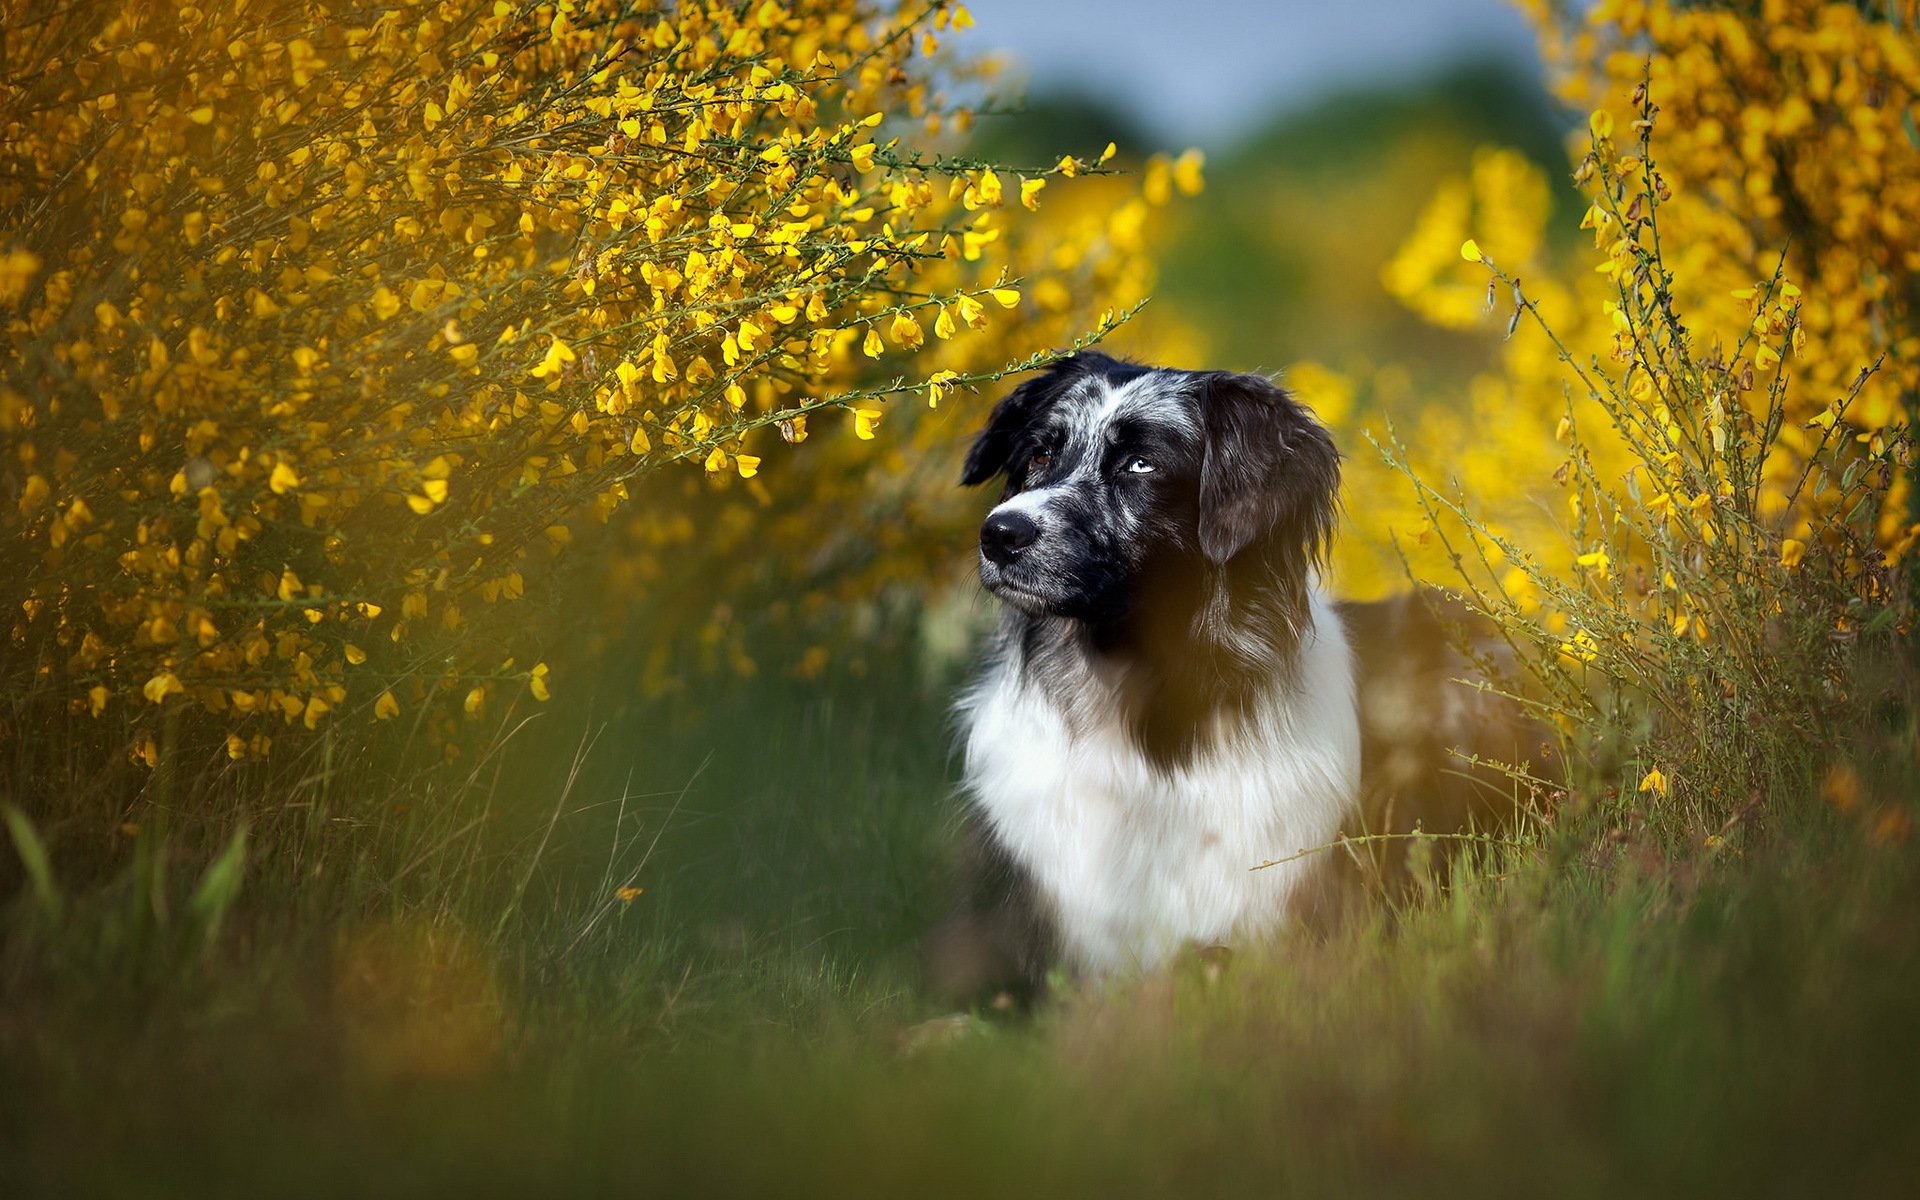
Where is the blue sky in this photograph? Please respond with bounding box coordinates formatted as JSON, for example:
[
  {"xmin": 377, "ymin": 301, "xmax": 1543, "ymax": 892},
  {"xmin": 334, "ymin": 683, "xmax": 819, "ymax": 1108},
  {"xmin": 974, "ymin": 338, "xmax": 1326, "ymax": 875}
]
[{"xmin": 960, "ymin": 0, "xmax": 1541, "ymax": 146}]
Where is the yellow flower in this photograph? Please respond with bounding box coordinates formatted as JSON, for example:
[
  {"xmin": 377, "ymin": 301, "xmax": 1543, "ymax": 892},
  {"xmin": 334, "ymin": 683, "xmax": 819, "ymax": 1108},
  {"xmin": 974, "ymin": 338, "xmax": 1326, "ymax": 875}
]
[
  {"xmin": 926, "ymin": 369, "xmax": 960, "ymax": 408},
  {"xmin": 1171, "ymin": 148, "xmax": 1205, "ymax": 196},
  {"xmin": 374, "ymin": 691, "xmax": 400, "ymax": 720},
  {"xmin": 852, "ymin": 408, "xmax": 883, "ymax": 440},
  {"xmin": 862, "ymin": 326, "xmax": 884, "ymax": 358},
  {"xmin": 955, "ymin": 293, "xmax": 988, "ymax": 329},
  {"xmin": 528, "ymin": 662, "xmax": 551, "ymax": 701},
  {"xmin": 1638, "ymin": 767, "xmax": 1668, "ymax": 797},
  {"xmin": 1575, "ymin": 549, "xmax": 1611, "ymax": 581},
  {"xmin": 1460, "ymin": 239, "xmax": 1483, "ymax": 263},
  {"xmin": 1558, "ymin": 630, "xmax": 1599, "ymax": 664},
  {"xmin": 302, "ymin": 694, "xmax": 331, "ymax": 730},
  {"xmin": 406, "ymin": 478, "xmax": 449, "ymax": 514},
  {"xmin": 736, "ymin": 317, "xmax": 765, "ymax": 353},
  {"xmin": 0, "ymin": 246, "xmax": 43, "ymax": 307},
  {"xmin": 369, "ymin": 286, "xmax": 401, "ymax": 320},
  {"xmin": 969, "ymin": 169, "xmax": 1002, "ymax": 208},
  {"xmin": 18, "ymin": 473, "xmax": 49, "ymax": 515},
  {"xmin": 1779, "ymin": 538, "xmax": 1807, "ymax": 568},
  {"xmin": 530, "ymin": 336, "xmax": 576, "ymax": 380},
  {"xmin": 888, "ymin": 310, "xmax": 924, "ymax": 349},
  {"xmin": 268, "ymin": 461, "xmax": 301, "ymax": 495},
  {"xmin": 1822, "ymin": 763, "xmax": 1861, "ymax": 813}
]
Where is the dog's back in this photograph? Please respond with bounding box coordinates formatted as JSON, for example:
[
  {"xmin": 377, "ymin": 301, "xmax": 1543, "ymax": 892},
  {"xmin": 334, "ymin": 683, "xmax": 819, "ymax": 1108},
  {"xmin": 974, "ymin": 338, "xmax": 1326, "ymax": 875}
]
[{"xmin": 1291, "ymin": 589, "xmax": 1552, "ymax": 928}]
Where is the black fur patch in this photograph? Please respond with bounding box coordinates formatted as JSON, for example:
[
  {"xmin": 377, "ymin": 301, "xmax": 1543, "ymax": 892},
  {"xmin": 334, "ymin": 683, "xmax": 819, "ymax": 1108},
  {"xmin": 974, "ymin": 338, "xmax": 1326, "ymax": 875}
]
[
  {"xmin": 959, "ymin": 351, "xmax": 1151, "ymax": 489},
  {"xmin": 920, "ymin": 814, "xmax": 1059, "ymax": 1007},
  {"xmin": 932, "ymin": 356, "xmax": 1347, "ymax": 1008},
  {"xmin": 962, "ymin": 357, "xmax": 1341, "ymax": 766}
]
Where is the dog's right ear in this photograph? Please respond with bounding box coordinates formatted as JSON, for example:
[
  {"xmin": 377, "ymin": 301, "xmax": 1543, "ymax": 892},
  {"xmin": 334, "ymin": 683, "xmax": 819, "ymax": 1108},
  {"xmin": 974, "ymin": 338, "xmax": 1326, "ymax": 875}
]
[{"xmin": 959, "ymin": 356, "xmax": 1088, "ymax": 486}]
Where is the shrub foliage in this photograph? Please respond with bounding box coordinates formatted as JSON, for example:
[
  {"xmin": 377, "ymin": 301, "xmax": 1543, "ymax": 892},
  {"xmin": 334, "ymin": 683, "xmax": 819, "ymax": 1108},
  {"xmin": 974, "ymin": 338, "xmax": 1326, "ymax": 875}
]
[
  {"xmin": 1379, "ymin": 0, "xmax": 1918, "ymax": 834},
  {"xmin": 1, "ymin": 0, "xmax": 1186, "ymax": 764}
]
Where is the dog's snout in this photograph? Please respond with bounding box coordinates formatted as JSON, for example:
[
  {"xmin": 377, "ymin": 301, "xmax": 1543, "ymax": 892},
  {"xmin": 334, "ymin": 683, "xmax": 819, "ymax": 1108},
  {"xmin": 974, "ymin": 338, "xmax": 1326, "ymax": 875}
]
[{"xmin": 981, "ymin": 511, "xmax": 1040, "ymax": 565}]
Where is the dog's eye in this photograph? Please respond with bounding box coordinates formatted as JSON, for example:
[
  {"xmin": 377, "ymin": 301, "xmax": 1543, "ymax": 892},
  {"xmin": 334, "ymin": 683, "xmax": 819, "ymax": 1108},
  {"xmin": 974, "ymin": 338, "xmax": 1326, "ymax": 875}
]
[
  {"xmin": 1123, "ymin": 455, "xmax": 1156, "ymax": 475},
  {"xmin": 1028, "ymin": 450, "xmax": 1053, "ymax": 473}
]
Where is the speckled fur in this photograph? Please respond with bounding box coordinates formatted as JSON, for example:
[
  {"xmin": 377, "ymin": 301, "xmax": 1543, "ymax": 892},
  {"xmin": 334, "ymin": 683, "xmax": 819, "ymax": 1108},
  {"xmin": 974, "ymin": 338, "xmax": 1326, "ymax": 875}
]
[{"xmin": 928, "ymin": 353, "xmax": 1357, "ymax": 996}]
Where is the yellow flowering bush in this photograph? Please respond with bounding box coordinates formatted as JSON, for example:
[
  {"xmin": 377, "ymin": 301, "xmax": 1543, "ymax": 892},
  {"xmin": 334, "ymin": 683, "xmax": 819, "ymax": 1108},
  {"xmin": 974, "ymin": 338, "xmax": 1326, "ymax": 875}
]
[
  {"xmin": 1376, "ymin": 0, "xmax": 1917, "ymax": 831},
  {"xmin": 1, "ymin": 0, "xmax": 1180, "ymax": 760},
  {"xmin": 597, "ymin": 150, "xmax": 1205, "ymax": 689}
]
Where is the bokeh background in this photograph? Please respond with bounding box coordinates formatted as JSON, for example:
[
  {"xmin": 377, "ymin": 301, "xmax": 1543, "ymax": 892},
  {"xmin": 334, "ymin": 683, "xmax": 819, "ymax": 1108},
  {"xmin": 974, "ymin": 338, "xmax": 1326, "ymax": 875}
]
[
  {"xmin": 966, "ymin": 0, "xmax": 1571, "ymax": 596},
  {"xmin": 600, "ymin": 0, "xmax": 1583, "ymax": 696},
  {"xmin": 9, "ymin": 1, "xmax": 1920, "ymax": 1193}
]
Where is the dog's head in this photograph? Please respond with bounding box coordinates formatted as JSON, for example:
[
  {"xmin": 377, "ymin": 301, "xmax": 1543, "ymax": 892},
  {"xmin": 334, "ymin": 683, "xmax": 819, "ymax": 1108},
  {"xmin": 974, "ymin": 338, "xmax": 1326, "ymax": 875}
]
[{"xmin": 961, "ymin": 352, "xmax": 1340, "ymax": 635}]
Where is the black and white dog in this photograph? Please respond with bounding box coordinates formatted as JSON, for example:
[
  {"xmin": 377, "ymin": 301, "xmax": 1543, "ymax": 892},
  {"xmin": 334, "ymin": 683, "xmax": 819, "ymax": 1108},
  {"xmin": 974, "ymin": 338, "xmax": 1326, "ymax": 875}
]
[
  {"xmin": 926, "ymin": 352, "xmax": 1543, "ymax": 1002},
  {"xmin": 926, "ymin": 351, "xmax": 1362, "ymax": 1001}
]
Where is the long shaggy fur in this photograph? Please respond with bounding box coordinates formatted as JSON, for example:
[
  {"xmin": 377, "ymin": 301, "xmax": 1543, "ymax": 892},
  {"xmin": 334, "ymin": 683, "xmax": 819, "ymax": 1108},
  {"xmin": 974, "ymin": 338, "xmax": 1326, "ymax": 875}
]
[{"xmin": 926, "ymin": 353, "xmax": 1359, "ymax": 1000}]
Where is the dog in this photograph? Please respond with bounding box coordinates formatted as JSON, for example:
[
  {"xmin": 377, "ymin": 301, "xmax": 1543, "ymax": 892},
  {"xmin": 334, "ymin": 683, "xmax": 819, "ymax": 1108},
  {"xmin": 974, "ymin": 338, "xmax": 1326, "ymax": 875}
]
[{"xmin": 923, "ymin": 352, "xmax": 1541, "ymax": 1005}]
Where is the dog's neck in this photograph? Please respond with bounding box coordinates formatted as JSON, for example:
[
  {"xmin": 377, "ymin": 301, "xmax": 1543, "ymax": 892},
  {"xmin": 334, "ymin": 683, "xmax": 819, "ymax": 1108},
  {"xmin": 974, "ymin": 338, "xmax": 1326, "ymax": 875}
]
[{"xmin": 1003, "ymin": 565, "xmax": 1318, "ymax": 769}]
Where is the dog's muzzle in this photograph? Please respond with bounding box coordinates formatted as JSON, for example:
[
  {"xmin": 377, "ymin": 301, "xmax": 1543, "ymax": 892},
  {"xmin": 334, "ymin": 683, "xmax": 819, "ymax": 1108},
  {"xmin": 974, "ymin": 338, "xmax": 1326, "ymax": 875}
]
[{"xmin": 980, "ymin": 510, "xmax": 1039, "ymax": 566}]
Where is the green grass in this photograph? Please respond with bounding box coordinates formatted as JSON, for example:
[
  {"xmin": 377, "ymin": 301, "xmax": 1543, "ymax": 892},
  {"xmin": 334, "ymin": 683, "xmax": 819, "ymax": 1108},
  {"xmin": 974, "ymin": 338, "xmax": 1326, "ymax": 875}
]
[{"xmin": 4, "ymin": 662, "xmax": 1920, "ymax": 1197}]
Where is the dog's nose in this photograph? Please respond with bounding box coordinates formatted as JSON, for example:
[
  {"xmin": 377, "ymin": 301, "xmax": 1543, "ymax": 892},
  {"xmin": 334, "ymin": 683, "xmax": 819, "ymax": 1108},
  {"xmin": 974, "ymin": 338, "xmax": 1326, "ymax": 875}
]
[{"xmin": 981, "ymin": 511, "xmax": 1039, "ymax": 565}]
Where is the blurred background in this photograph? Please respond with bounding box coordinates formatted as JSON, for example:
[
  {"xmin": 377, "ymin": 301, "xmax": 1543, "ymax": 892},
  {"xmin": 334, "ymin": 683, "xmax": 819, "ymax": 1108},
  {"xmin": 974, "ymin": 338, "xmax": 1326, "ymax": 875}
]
[
  {"xmin": 610, "ymin": 0, "xmax": 1581, "ymax": 697},
  {"xmin": 32, "ymin": 2, "xmax": 1920, "ymax": 1192},
  {"xmin": 962, "ymin": 0, "xmax": 1577, "ymax": 588},
  {"xmin": 491, "ymin": 0, "xmax": 1586, "ymax": 1037},
  {"xmin": 968, "ymin": 0, "xmax": 1542, "ymax": 149}
]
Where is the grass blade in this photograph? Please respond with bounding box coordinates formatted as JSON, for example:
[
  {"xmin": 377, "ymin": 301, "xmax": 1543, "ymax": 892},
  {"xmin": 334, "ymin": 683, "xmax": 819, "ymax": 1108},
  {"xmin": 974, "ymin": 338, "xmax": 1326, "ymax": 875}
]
[
  {"xmin": 188, "ymin": 823, "xmax": 249, "ymax": 948},
  {"xmin": 2, "ymin": 802, "xmax": 63, "ymax": 923}
]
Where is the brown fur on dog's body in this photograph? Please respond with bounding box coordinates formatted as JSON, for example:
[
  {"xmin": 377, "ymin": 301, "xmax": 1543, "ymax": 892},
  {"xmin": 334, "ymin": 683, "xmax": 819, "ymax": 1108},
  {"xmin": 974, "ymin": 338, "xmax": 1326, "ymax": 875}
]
[
  {"xmin": 1292, "ymin": 588, "xmax": 1552, "ymax": 930},
  {"xmin": 925, "ymin": 355, "xmax": 1550, "ymax": 1008},
  {"xmin": 926, "ymin": 587, "xmax": 1551, "ymax": 1007}
]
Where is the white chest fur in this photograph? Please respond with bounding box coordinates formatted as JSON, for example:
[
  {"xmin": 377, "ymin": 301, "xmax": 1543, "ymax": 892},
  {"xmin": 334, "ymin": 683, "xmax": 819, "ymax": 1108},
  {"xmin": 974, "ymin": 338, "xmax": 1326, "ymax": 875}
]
[{"xmin": 959, "ymin": 591, "xmax": 1360, "ymax": 974}]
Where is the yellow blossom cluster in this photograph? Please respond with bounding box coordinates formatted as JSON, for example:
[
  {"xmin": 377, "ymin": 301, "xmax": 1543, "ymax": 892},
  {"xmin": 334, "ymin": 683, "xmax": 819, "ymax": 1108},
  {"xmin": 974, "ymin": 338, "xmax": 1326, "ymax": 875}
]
[
  {"xmin": 598, "ymin": 148, "xmax": 1206, "ymax": 688},
  {"xmin": 1374, "ymin": 0, "xmax": 1917, "ymax": 820},
  {"xmin": 1381, "ymin": 145, "xmax": 1552, "ymax": 333},
  {"xmin": 1, "ymin": 0, "xmax": 1173, "ymax": 757},
  {"xmin": 1539, "ymin": 0, "xmax": 1920, "ymax": 434},
  {"xmin": 1376, "ymin": 0, "xmax": 1920, "ymax": 592}
]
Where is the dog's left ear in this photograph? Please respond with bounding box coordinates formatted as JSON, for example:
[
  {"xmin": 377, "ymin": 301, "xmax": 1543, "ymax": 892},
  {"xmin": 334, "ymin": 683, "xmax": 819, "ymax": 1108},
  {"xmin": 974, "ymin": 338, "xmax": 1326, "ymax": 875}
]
[{"xmin": 1196, "ymin": 371, "xmax": 1340, "ymax": 567}]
